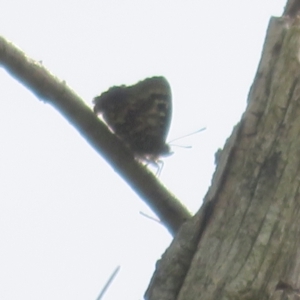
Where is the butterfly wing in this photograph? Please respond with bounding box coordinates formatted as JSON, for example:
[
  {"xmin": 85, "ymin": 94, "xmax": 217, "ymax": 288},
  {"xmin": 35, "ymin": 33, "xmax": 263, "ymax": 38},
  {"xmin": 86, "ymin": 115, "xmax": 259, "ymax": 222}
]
[{"xmin": 93, "ymin": 77, "xmax": 172, "ymax": 160}]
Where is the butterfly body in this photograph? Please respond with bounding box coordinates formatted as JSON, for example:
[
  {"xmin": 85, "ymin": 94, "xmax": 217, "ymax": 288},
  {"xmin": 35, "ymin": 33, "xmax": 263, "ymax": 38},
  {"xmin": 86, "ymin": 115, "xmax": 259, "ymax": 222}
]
[{"xmin": 93, "ymin": 77, "xmax": 172, "ymax": 162}]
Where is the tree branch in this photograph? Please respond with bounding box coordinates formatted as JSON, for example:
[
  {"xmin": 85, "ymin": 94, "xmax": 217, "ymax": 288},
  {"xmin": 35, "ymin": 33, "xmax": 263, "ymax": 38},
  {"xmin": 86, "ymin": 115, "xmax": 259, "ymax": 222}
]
[{"xmin": 0, "ymin": 36, "xmax": 191, "ymax": 236}]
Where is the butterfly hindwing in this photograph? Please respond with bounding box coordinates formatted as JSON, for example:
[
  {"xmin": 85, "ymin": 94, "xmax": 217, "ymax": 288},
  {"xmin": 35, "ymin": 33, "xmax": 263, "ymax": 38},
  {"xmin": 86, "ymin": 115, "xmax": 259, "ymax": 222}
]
[{"xmin": 93, "ymin": 76, "xmax": 172, "ymax": 162}]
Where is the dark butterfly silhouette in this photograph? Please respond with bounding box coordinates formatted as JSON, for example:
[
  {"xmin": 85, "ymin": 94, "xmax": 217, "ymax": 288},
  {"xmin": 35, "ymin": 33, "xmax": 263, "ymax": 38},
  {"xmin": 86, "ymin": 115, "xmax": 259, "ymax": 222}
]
[{"xmin": 93, "ymin": 76, "xmax": 172, "ymax": 163}]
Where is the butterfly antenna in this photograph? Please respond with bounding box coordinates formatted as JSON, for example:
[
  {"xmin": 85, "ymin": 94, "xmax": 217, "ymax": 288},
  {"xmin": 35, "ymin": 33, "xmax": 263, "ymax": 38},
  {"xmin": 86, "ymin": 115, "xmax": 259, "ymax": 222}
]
[
  {"xmin": 168, "ymin": 127, "xmax": 206, "ymax": 143},
  {"xmin": 170, "ymin": 144, "xmax": 192, "ymax": 149}
]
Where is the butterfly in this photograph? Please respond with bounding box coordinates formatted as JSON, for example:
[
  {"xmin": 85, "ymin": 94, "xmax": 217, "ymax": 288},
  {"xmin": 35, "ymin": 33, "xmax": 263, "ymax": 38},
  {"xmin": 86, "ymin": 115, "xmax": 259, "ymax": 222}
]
[{"xmin": 93, "ymin": 76, "xmax": 172, "ymax": 163}]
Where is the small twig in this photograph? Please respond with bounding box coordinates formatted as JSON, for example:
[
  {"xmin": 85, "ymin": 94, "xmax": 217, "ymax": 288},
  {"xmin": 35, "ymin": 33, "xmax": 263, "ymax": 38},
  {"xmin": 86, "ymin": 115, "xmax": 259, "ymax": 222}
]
[{"xmin": 96, "ymin": 266, "xmax": 120, "ymax": 300}]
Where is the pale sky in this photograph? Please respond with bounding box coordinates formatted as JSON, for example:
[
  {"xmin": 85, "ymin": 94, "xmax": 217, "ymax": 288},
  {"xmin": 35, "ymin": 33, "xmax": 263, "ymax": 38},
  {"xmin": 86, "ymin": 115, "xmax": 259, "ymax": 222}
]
[{"xmin": 0, "ymin": 1, "xmax": 286, "ymax": 299}]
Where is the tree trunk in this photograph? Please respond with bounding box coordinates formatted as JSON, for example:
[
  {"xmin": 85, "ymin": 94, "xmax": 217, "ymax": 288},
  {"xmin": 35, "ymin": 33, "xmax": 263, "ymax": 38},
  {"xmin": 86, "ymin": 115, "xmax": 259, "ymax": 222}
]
[{"xmin": 146, "ymin": 2, "xmax": 300, "ymax": 299}]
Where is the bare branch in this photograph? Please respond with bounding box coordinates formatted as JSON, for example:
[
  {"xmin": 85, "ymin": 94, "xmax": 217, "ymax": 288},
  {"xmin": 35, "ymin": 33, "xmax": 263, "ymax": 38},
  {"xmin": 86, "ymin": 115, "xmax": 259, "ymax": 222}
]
[{"xmin": 0, "ymin": 36, "xmax": 191, "ymax": 235}]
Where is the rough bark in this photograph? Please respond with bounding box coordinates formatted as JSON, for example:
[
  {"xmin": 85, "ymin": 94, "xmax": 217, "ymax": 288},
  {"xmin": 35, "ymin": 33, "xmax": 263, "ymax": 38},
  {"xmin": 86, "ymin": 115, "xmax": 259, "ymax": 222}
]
[{"xmin": 146, "ymin": 4, "xmax": 300, "ymax": 300}]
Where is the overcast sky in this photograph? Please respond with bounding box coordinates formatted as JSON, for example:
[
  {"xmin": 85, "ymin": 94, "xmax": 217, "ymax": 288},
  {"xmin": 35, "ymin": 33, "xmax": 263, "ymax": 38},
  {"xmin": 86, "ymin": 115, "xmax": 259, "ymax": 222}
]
[{"xmin": 0, "ymin": 1, "xmax": 286, "ymax": 299}]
